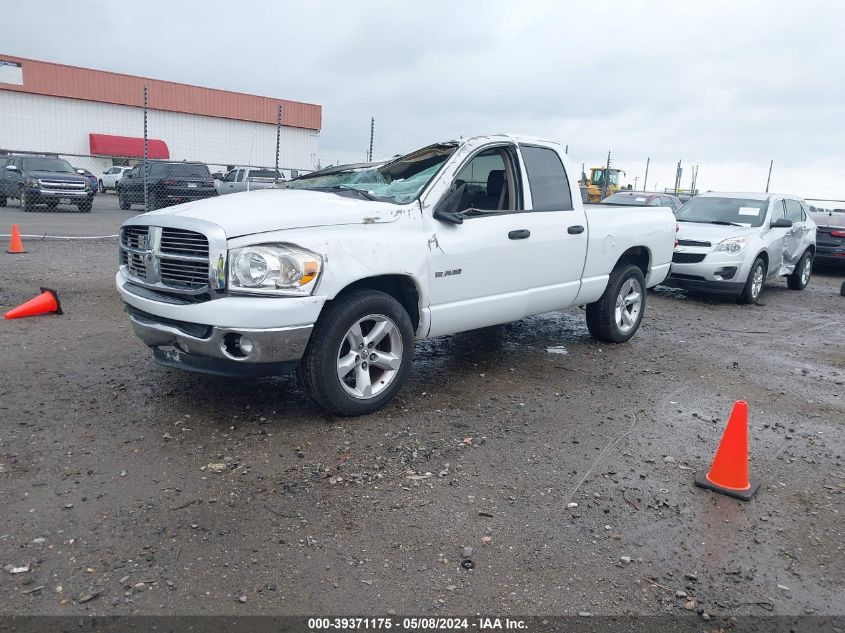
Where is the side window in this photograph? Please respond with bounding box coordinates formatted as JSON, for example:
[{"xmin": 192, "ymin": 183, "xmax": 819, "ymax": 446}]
[
  {"xmin": 785, "ymin": 199, "xmax": 803, "ymax": 222},
  {"xmin": 519, "ymin": 145, "xmax": 573, "ymax": 211},
  {"xmin": 453, "ymin": 148, "xmax": 515, "ymax": 213},
  {"xmin": 665, "ymin": 197, "xmax": 678, "ymax": 210},
  {"xmin": 770, "ymin": 199, "xmax": 785, "ymax": 219},
  {"xmin": 235, "ymin": 170, "xmax": 245, "ymax": 183},
  {"xmin": 798, "ymin": 201, "xmax": 809, "ymax": 221},
  {"xmin": 223, "ymin": 170, "xmax": 238, "ymax": 182}
]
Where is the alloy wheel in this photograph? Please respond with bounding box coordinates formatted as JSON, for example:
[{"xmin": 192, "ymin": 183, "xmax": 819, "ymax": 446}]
[{"xmin": 337, "ymin": 314, "xmax": 403, "ymax": 399}]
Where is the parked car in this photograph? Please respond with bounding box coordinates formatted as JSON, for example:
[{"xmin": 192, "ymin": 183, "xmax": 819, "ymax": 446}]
[
  {"xmin": 99, "ymin": 166, "xmax": 133, "ymax": 192},
  {"xmin": 116, "ymin": 134, "xmax": 676, "ymax": 415},
  {"xmin": 216, "ymin": 167, "xmax": 284, "ymax": 196},
  {"xmin": 663, "ymin": 192, "xmax": 816, "ymax": 303},
  {"xmin": 117, "ymin": 161, "xmax": 216, "ymax": 210},
  {"xmin": 0, "ymin": 155, "xmax": 94, "ymax": 212},
  {"xmin": 74, "ymin": 167, "xmax": 99, "ymax": 194},
  {"xmin": 809, "ymin": 207, "xmax": 845, "ymax": 265},
  {"xmin": 600, "ymin": 190, "xmax": 683, "ymax": 211}
]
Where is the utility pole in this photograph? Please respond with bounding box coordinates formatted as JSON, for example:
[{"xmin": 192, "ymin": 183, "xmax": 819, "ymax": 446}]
[
  {"xmin": 633, "ymin": 176, "xmax": 639, "ymax": 190},
  {"xmin": 368, "ymin": 117, "xmax": 374, "ymax": 162},
  {"xmin": 274, "ymin": 104, "xmax": 283, "ymax": 184},
  {"xmin": 674, "ymin": 160, "xmax": 682, "ymax": 194},
  {"xmin": 765, "ymin": 160, "xmax": 773, "ymax": 193},
  {"xmin": 143, "ymin": 84, "xmax": 148, "ymax": 212},
  {"xmin": 643, "ymin": 157, "xmax": 650, "ymax": 192},
  {"xmin": 602, "ymin": 151, "xmax": 611, "ymax": 199}
]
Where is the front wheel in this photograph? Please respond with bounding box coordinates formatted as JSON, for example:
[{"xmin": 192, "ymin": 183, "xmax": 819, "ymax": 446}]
[
  {"xmin": 118, "ymin": 191, "xmax": 131, "ymax": 210},
  {"xmin": 0, "ymin": 195, "xmax": 7, "ymax": 207},
  {"xmin": 98, "ymin": 180, "xmax": 105, "ymax": 194},
  {"xmin": 77, "ymin": 199, "xmax": 93, "ymax": 213},
  {"xmin": 738, "ymin": 257, "xmax": 766, "ymax": 304},
  {"xmin": 20, "ymin": 187, "xmax": 34, "ymax": 212},
  {"xmin": 299, "ymin": 290, "xmax": 414, "ymax": 416},
  {"xmin": 786, "ymin": 251, "xmax": 812, "ymax": 290},
  {"xmin": 586, "ymin": 264, "xmax": 646, "ymax": 343}
]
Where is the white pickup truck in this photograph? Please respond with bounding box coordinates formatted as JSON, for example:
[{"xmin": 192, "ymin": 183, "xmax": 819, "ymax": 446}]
[
  {"xmin": 216, "ymin": 167, "xmax": 283, "ymax": 196},
  {"xmin": 116, "ymin": 135, "xmax": 675, "ymax": 415}
]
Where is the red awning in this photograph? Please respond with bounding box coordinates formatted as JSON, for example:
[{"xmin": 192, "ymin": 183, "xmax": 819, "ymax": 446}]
[{"xmin": 89, "ymin": 133, "xmax": 169, "ymax": 159}]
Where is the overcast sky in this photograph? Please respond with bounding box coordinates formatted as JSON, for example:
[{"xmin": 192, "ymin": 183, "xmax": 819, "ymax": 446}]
[{"xmin": 6, "ymin": 0, "xmax": 845, "ymax": 201}]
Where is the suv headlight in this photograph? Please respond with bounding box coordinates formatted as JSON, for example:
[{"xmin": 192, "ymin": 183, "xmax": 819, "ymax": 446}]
[
  {"xmin": 715, "ymin": 237, "xmax": 747, "ymax": 254},
  {"xmin": 228, "ymin": 244, "xmax": 321, "ymax": 296},
  {"xmin": 25, "ymin": 177, "xmax": 39, "ymax": 187}
]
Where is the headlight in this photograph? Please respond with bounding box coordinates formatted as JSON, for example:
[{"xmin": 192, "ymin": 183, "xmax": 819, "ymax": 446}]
[
  {"xmin": 228, "ymin": 244, "xmax": 321, "ymax": 296},
  {"xmin": 715, "ymin": 237, "xmax": 747, "ymax": 254},
  {"xmin": 25, "ymin": 177, "xmax": 39, "ymax": 187}
]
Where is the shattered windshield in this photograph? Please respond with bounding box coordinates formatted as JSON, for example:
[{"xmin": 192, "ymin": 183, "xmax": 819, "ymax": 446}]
[{"xmin": 287, "ymin": 144, "xmax": 457, "ymax": 203}]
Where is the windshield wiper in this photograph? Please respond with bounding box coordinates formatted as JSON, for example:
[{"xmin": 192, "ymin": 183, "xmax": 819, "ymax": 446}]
[
  {"xmin": 707, "ymin": 220, "xmax": 744, "ymax": 227},
  {"xmin": 318, "ymin": 185, "xmax": 378, "ymax": 201}
]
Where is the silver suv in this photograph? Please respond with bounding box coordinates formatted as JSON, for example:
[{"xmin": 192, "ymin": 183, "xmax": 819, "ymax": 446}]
[{"xmin": 664, "ymin": 192, "xmax": 816, "ymax": 303}]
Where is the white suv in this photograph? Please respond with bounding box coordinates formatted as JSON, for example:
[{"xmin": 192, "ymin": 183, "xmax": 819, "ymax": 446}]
[{"xmin": 99, "ymin": 166, "xmax": 132, "ymax": 193}]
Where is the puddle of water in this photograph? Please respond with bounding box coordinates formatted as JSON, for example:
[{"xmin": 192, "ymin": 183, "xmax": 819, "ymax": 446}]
[{"xmin": 545, "ymin": 345, "xmax": 569, "ymax": 355}]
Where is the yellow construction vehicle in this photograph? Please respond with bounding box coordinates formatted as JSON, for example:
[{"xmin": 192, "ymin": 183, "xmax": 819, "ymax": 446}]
[{"xmin": 579, "ymin": 167, "xmax": 625, "ymax": 203}]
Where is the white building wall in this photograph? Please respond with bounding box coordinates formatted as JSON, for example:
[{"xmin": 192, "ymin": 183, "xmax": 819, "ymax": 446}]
[{"xmin": 0, "ymin": 90, "xmax": 319, "ymax": 175}]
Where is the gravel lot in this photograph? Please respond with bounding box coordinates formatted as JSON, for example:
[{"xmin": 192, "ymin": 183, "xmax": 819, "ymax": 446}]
[{"xmin": 1, "ymin": 197, "xmax": 843, "ymax": 620}]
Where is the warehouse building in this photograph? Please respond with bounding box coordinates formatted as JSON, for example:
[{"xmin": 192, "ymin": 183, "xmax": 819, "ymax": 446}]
[{"xmin": 0, "ymin": 55, "xmax": 321, "ymax": 178}]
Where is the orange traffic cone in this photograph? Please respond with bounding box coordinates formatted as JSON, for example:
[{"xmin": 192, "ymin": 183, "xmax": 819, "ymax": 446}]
[
  {"xmin": 694, "ymin": 400, "xmax": 760, "ymax": 500},
  {"xmin": 6, "ymin": 224, "xmax": 26, "ymax": 253},
  {"xmin": 4, "ymin": 288, "xmax": 63, "ymax": 320}
]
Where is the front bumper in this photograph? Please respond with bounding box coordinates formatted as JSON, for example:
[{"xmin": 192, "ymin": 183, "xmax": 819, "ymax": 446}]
[
  {"xmin": 117, "ymin": 271, "xmax": 325, "ymax": 377},
  {"xmin": 126, "ymin": 305, "xmax": 311, "ymax": 376},
  {"xmin": 28, "ymin": 187, "xmax": 92, "ymax": 200},
  {"xmin": 663, "ymin": 251, "xmax": 752, "ymax": 295}
]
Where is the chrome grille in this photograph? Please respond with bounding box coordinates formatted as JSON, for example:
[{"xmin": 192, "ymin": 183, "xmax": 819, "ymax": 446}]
[
  {"xmin": 119, "ymin": 225, "xmax": 211, "ymax": 296},
  {"xmin": 40, "ymin": 179, "xmax": 87, "ymax": 192},
  {"xmin": 160, "ymin": 227, "xmax": 209, "ymax": 259}
]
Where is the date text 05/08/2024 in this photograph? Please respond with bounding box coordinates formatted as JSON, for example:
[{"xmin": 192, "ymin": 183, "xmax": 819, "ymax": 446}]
[{"xmin": 307, "ymin": 617, "xmax": 527, "ymax": 630}]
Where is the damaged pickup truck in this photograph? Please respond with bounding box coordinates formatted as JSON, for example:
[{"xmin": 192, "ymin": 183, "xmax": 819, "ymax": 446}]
[{"xmin": 116, "ymin": 135, "xmax": 676, "ymax": 415}]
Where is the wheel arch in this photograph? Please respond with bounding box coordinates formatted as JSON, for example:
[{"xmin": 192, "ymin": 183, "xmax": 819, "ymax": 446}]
[
  {"xmin": 332, "ymin": 275, "xmax": 421, "ymax": 334},
  {"xmin": 614, "ymin": 246, "xmax": 651, "ymax": 276}
]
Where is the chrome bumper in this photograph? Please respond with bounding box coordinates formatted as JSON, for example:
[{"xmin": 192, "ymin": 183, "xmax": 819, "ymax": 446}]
[{"xmin": 127, "ymin": 307, "xmax": 313, "ymax": 367}]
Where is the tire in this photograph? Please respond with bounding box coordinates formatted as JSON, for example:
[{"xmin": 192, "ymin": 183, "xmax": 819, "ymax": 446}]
[
  {"xmin": 738, "ymin": 257, "xmax": 766, "ymax": 304},
  {"xmin": 0, "ymin": 195, "xmax": 6, "ymax": 207},
  {"xmin": 585, "ymin": 264, "xmax": 646, "ymax": 343},
  {"xmin": 299, "ymin": 290, "xmax": 414, "ymax": 416},
  {"xmin": 20, "ymin": 187, "xmax": 34, "ymax": 212},
  {"xmin": 119, "ymin": 191, "xmax": 132, "ymax": 210},
  {"xmin": 98, "ymin": 180, "xmax": 105, "ymax": 194},
  {"xmin": 148, "ymin": 191, "xmax": 159, "ymax": 211},
  {"xmin": 77, "ymin": 199, "xmax": 93, "ymax": 213},
  {"xmin": 841, "ymin": 281, "xmax": 845, "ymax": 297},
  {"xmin": 786, "ymin": 251, "xmax": 812, "ymax": 290},
  {"xmin": 46, "ymin": 199, "xmax": 59, "ymax": 210}
]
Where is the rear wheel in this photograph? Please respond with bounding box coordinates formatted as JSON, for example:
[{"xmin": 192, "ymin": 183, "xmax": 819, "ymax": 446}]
[
  {"xmin": 586, "ymin": 264, "xmax": 646, "ymax": 343},
  {"xmin": 118, "ymin": 190, "xmax": 131, "ymax": 210},
  {"xmin": 46, "ymin": 199, "xmax": 59, "ymax": 210},
  {"xmin": 787, "ymin": 251, "xmax": 812, "ymax": 290},
  {"xmin": 98, "ymin": 179, "xmax": 105, "ymax": 194},
  {"xmin": 0, "ymin": 194, "xmax": 6, "ymax": 207},
  {"xmin": 738, "ymin": 257, "xmax": 766, "ymax": 304},
  {"xmin": 299, "ymin": 290, "xmax": 414, "ymax": 416}
]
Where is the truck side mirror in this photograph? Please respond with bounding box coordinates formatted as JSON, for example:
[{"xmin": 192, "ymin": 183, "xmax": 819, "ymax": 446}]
[
  {"xmin": 5, "ymin": 164, "xmax": 18, "ymax": 172},
  {"xmin": 771, "ymin": 217, "xmax": 793, "ymax": 228},
  {"xmin": 433, "ymin": 181, "xmax": 467, "ymax": 225}
]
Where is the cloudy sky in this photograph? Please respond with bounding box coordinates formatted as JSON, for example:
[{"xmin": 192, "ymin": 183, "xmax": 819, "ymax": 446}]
[{"xmin": 6, "ymin": 0, "xmax": 845, "ymax": 202}]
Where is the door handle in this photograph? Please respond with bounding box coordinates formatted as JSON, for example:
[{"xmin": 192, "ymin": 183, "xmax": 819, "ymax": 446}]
[
  {"xmin": 508, "ymin": 229, "xmax": 530, "ymax": 240},
  {"xmin": 568, "ymin": 225, "xmax": 585, "ymax": 234}
]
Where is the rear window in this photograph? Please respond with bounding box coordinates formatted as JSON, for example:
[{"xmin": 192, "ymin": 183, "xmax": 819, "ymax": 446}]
[
  {"xmin": 519, "ymin": 145, "xmax": 573, "ymax": 211},
  {"xmin": 602, "ymin": 193, "xmax": 648, "ymax": 206},
  {"xmin": 248, "ymin": 169, "xmax": 281, "ymax": 179},
  {"xmin": 152, "ymin": 163, "xmax": 210, "ymax": 178}
]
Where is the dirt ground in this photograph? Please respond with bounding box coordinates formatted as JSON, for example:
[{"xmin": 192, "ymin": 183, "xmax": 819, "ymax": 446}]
[{"xmin": 0, "ymin": 200, "xmax": 843, "ymax": 622}]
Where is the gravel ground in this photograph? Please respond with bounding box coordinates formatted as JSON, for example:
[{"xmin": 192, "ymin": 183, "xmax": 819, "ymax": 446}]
[{"xmin": 0, "ymin": 202, "xmax": 843, "ymax": 620}]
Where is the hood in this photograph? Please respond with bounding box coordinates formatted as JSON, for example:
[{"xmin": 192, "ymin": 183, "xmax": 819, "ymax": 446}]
[
  {"xmin": 142, "ymin": 188, "xmax": 407, "ymax": 237},
  {"xmin": 811, "ymin": 211, "xmax": 845, "ymax": 229},
  {"xmin": 676, "ymin": 221, "xmax": 759, "ymax": 246},
  {"xmin": 30, "ymin": 170, "xmax": 87, "ymax": 182}
]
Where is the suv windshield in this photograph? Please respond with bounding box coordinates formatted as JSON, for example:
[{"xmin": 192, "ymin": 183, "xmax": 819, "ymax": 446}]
[
  {"xmin": 287, "ymin": 143, "xmax": 457, "ymax": 203},
  {"xmin": 22, "ymin": 157, "xmax": 74, "ymax": 173},
  {"xmin": 676, "ymin": 196, "xmax": 769, "ymax": 228}
]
